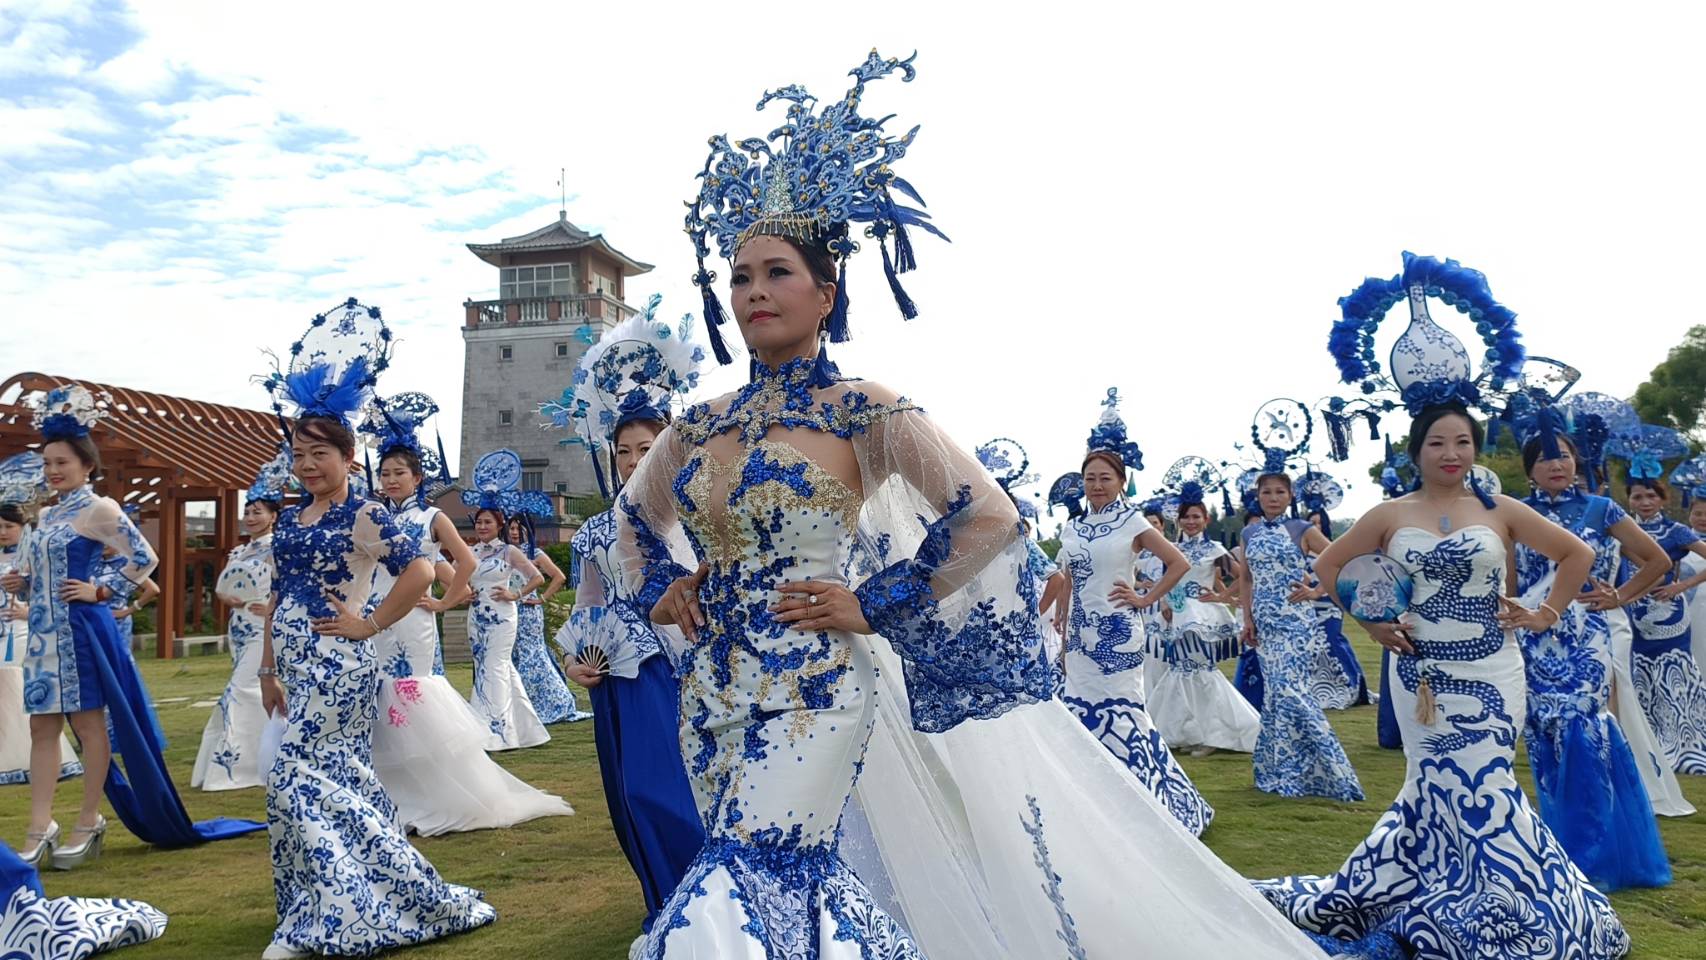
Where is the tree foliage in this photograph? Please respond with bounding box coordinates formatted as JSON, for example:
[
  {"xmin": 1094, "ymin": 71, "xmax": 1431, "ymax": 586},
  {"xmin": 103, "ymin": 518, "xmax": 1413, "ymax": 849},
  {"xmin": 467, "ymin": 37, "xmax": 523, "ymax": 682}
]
[{"xmin": 1633, "ymin": 324, "xmax": 1706, "ymax": 433}]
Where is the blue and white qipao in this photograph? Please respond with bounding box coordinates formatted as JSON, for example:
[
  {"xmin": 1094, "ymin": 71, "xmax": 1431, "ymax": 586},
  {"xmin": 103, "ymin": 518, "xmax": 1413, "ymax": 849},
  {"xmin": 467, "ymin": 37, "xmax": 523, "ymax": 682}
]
[
  {"xmin": 1515, "ymin": 491, "xmax": 1669, "ymax": 889},
  {"xmin": 1243, "ymin": 517, "xmax": 1362, "ymax": 801},
  {"xmin": 466, "ymin": 539, "xmax": 550, "ymax": 751},
  {"xmin": 511, "ymin": 547, "xmax": 582, "ymax": 724},
  {"xmin": 1625, "ymin": 513, "xmax": 1706, "ymax": 774},
  {"xmin": 1146, "ymin": 533, "xmax": 1260, "ymax": 753},
  {"xmin": 266, "ymin": 490, "xmax": 494, "ymax": 955},
  {"xmin": 1058, "ymin": 500, "xmax": 1214, "ymax": 833},
  {"xmin": 616, "ymin": 358, "xmax": 1054, "ymax": 960},
  {"xmin": 1257, "ymin": 525, "xmax": 1630, "ymax": 960},
  {"xmin": 191, "ymin": 533, "xmax": 272, "ymax": 791},
  {"xmin": 0, "ymin": 535, "xmax": 81, "ymax": 785}
]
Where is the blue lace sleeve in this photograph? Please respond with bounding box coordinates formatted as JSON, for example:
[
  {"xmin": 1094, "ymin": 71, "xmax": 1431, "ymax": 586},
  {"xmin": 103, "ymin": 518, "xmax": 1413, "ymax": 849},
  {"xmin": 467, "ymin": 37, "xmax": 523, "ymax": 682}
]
[
  {"xmin": 621, "ymin": 497, "xmax": 691, "ymax": 613},
  {"xmin": 1024, "ymin": 538, "xmax": 1058, "ymax": 580},
  {"xmin": 852, "ymin": 401, "xmax": 1059, "ymax": 733},
  {"xmin": 357, "ymin": 502, "xmax": 421, "ymax": 578}
]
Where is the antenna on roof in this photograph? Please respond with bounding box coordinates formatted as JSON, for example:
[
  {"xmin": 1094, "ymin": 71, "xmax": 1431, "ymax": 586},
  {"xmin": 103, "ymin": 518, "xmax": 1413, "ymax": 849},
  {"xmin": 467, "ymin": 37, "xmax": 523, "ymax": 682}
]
[{"xmin": 557, "ymin": 167, "xmax": 566, "ymax": 219}]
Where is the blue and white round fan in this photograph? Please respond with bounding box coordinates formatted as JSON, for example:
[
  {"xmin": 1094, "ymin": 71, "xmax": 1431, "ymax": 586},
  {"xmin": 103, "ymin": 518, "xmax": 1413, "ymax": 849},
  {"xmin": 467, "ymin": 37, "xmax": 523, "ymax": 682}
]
[{"xmin": 1336, "ymin": 553, "xmax": 1413, "ymax": 623}]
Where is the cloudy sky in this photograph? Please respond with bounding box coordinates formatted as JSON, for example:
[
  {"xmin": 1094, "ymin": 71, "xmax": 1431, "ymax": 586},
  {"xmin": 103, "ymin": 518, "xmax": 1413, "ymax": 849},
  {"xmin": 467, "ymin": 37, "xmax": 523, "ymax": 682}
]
[{"xmin": 5, "ymin": 1, "xmax": 1703, "ymax": 532}]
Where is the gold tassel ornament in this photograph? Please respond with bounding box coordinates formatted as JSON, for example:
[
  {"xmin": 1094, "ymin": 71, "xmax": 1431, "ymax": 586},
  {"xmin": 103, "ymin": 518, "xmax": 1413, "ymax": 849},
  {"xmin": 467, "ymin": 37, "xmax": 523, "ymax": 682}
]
[{"xmin": 1414, "ymin": 673, "xmax": 1437, "ymax": 726}]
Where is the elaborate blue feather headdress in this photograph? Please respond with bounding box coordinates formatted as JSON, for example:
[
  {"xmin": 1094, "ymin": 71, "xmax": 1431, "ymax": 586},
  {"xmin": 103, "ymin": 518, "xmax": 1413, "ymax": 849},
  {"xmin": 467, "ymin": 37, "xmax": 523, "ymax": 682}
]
[
  {"xmin": 31, "ymin": 384, "xmax": 109, "ymax": 443},
  {"xmin": 0, "ymin": 452, "xmax": 48, "ymax": 510},
  {"xmin": 460, "ymin": 449, "xmax": 554, "ymax": 520},
  {"xmin": 1560, "ymin": 391, "xmax": 1639, "ymax": 491},
  {"xmin": 685, "ymin": 50, "xmax": 948, "ymax": 365},
  {"xmin": 246, "ymin": 447, "xmax": 294, "ymax": 506},
  {"xmin": 1380, "ymin": 437, "xmax": 1415, "ymax": 499},
  {"xmin": 260, "ymin": 298, "xmax": 392, "ymax": 436},
  {"xmin": 358, "ymin": 392, "xmax": 451, "ymax": 506},
  {"xmin": 541, "ymin": 294, "xmax": 704, "ymax": 499}
]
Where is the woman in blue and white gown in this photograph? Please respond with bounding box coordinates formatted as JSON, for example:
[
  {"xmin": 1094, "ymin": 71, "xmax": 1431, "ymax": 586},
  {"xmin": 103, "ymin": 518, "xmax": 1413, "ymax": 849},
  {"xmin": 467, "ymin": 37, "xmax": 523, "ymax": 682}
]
[
  {"xmin": 465, "ymin": 509, "xmax": 550, "ymax": 751},
  {"xmin": 192, "ymin": 495, "xmax": 276, "ymax": 791},
  {"xmin": 369, "ymin": 452, "xmax": 570, "ymax": 834},
  {"xmin": 1513, "ymin": 435, "xmax": 1671, "ymax": 889},
  {"xmin": 1303, "ymin": 551, "xmax": 1370, "ymax": 710},
  {"xmin": 1058, "ymin": 450, "xmax": 1215, "ymax": 834},
  {"xmin": 558, "ymin": 417, "xmax": 705, "ymax": 944},
  {"xmin": 0, "ymin": 501, "xmax": 81, "ymax": 787},
  {"xmin": 1148, "ymin": 498, "xmax": 1260, "ymax": 754},
  {"xmin": 257, "ymin": 415, "xmax": 494, "ymax": 958},
  {"xmin": 506, "ymin": 516, "xmax": 582, "ymax": 724},
  {"xmin": 1257, "ymin": 405, "xmax": 1629, "ymax": 959},
  {"xmin": 1241, "ymin": 474, "xmax": 1363, "ymax": 802},
  {"xmin": 0, "ymin": 837, "xmax": 165, "ymax": 958},
  {"xmin": 91, "ymin": 547, "xmax": 156, "ymax": 664},
  {"xmin": 1622, "ymin": 477, "xmax": 1706, "ymax": 774}
]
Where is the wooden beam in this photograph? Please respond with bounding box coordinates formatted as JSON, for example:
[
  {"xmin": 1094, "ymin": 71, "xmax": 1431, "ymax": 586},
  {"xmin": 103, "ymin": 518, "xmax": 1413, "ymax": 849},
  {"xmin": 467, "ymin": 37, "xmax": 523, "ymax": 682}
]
[
  {"xmin": 155, "ymin": 491, "xmax": 181, "ymax": 659},
  {"xmin": 216, "ymin": 487, "xmax": 238, "ymax": 634}
]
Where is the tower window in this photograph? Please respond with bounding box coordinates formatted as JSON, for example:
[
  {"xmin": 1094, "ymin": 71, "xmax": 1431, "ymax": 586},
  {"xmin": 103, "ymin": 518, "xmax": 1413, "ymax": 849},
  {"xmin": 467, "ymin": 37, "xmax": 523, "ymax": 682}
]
[
  {"xmin": 501, "ymin": 263, "xmax": 577, "ymax": 299},
  {"xmin": 499, "ymin": 345, "xmax": 513, "ymax": 361},
  {"xmin": 555, "ymin": 342, "xmax": 569, "ymax": 358},
  {"xmin": 498, "ymin": 410, "xmax": 513, "ymax": 426},
  {"xmin": 521, "ymin": 471, "xmax": 544, "ymax": 492}
]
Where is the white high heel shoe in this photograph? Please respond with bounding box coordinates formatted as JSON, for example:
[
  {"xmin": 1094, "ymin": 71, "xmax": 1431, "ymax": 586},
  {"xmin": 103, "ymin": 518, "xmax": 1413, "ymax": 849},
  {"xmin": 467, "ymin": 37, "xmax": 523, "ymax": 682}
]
[
  {"xmin": 261, "ymin": 941, "xmax": 311, "ymax": 959},
  {"xmin": 20, "ymin": 820, "xmax": 59, "ymax": 866},
  {"xmin": 50, "ymin": 815, "xmax": 105, "ymax": 870}
]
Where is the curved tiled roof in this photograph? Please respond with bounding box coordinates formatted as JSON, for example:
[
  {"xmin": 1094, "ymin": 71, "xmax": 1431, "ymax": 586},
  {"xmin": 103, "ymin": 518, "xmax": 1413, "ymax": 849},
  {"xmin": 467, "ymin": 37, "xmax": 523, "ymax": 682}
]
[{"xmin": 466, "ymin": 211, "xmax": 653, "ymax": 276}]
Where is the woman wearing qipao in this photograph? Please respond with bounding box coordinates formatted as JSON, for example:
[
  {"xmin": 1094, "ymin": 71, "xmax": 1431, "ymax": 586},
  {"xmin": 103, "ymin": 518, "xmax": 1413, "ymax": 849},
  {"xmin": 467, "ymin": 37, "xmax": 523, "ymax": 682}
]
[
  {"xmin": 6, "ymin": 386, "xmax": 263, "ymax": 868},
  {"xmin": 1257, "ymin": 255, "xmax": 1628, "ymax": 959},
  {"xmin": 1241, "ymin": 469, "xmax": 1363, "ymax": 802},
  {"xmin": 506, "ymin": 515, "xmax": 582, "ymax": 724},
  {"xmin": 460, "ymin": 458, "xmax": 553, "ymax": 752},
  {"xmin": 361, "ymin": 398, "xmax": 571, "ymax": 834},
  {"xmin": 545, "ymin": 299, "xmax": 707, "ymax": 947},
  {"xmin": 0, "ymin": 455, "xmax": 81, "ymax": 787},
  {"xmin": 1056, "ymin": 391, "xmax": 1214, "ymax": 833},
  {"xmin": 1511, "ymin": 427, "xmax": 1670, "ymax": 889},
  {"xmin": 1622, "ymin": 475, "xmax": 1706, "ymax": 773},
  {"xmin": 1148, "ymin": 483, "xmax": 1259, "ymax": 754},
  {"xmin": 192, "ymin": 454, "xmax": 288, "ymax": 792},
  {"xmin": 256, "ymin": 301, "xmax": 494, "ymax": 959}
]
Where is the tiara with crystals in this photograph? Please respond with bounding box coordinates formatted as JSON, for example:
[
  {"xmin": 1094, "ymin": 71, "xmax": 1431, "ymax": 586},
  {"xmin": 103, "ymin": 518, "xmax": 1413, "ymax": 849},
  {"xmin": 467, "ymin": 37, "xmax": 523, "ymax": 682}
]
[
  {"xmin": 685, "ymin": 50, "xmax": 949, "ymax": 364},
  {"xmin": 541, "ymin": 294, "xmax": 704, "ymax": 498},
  {"xmin": 33, "ymin": 384, "xmax": 110, "ymax": 442}
]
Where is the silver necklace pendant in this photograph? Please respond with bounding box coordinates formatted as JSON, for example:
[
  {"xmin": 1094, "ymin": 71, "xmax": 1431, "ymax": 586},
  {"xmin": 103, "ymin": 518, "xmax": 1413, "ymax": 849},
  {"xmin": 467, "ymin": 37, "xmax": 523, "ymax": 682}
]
[{"xmin": 1438, "ymin": 514, "xmax": 1453, "ymax": 534}]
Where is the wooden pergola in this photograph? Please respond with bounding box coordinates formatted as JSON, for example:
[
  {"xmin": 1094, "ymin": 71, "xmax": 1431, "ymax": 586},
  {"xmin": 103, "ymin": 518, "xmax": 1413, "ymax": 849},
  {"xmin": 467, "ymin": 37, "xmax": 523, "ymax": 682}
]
[{"xmin": 0, "ymin": 372, "xmax": 284, "ymax": 657}]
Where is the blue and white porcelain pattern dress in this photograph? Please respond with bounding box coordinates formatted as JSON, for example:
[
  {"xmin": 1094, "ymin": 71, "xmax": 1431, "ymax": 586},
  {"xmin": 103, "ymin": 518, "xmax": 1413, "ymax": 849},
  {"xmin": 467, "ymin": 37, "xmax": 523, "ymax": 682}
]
[
  {"xmin": 0, "ymin": 535, "xmax": 81, "ymax": 785},
  {"xmin": 1513, "ymin": 490, "xmax": 1669, "ymax": 889},
  {"xmin": 19, "ymin": 485, "xmax": 156, "ymax": 716},
  {"xmin": 561, "ymin": 508, "xmax": 705, "ymax": 934},
  {"xmin": 1303, "ymin": 554, "xmax": 1370, "ymax": 710},
  {"xmin": 1243, "ymin": 517, "xmax": 1363, "ymax": 801},
  {"xmin": 370, "ymin": 502, "xmax": 571, "ymax": 835},
  {"xmin": 465, "ymin": 539, "xmax": 550, "ymax": 751},
  {"xmin": 1625, "ymin": 513, "xmax": 1706, "ymax": 774},
  {"xmin": 191, "ymin": 533, "xmax": 272, "ymax": 791},
  {"xmin": 1257, "ymin": 526, "xmax": 1630, "ymax": 959},
  {"xmin": 265, "ymin": 489, "xmax": 495, "ymax": 955},
  {"xmin": 0, "ymin": 837, "xmax": 165, "ymax": 959},
  {"xmin": 617, "ymin": 357, "xmax": 1057, "ymax": 960},
  {"xmin": 1058, "ymin": 500, "xmax": 1215, "ymax": 833},
  {"xmin": 511, "ymin": 548, "xmax": 581, "ymax": 724},
  {"xmin": 1146, "ymin": 532, "xmax": 1260, "ymax": 752}
]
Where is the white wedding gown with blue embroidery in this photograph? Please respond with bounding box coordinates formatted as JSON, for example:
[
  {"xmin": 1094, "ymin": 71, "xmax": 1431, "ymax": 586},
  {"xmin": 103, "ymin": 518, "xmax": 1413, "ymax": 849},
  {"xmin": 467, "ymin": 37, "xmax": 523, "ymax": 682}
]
[
  {"xmin": 1256, "ymin": 526, "xmax": 1629, "ymax": 959},
  {"xmin": 192, "ymin": 535, "xmax": 271, "ymax": 791}
]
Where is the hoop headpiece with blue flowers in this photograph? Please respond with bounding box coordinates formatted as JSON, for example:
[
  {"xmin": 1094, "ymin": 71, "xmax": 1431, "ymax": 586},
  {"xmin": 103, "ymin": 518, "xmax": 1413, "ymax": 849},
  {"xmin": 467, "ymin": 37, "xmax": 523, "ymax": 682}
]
[
  {"xmin": 1560, "ymin": 391, "xmax": 1640, "ymax": 491},
  {"xmin": 1329, "ymin": 252, "xmax": 1524, "ymax": 417},
  {"xmin": 260, "ymin": 298, "xmax": 393, "ymax": 438},
  {"xmin": 32, "ymin": 384, "xmax": 109, "ymax": 443},
  {"xmin": 540, "ymin": 294, "xmax": 704, "ymax": 499},
  {"xmin": 358, "ymin": 392, "xmax": 451, "ymax": 507},
  {"xmin": 685, "ymin": 50, "xmax": 948, "ymax": 366},
  {"xmin": 976, "ymin": 438, "xmax": 1042, "ymax": 525},
  {"xmin": 461, "ymin": 449, "xmax": 554, "ymax": 521}
]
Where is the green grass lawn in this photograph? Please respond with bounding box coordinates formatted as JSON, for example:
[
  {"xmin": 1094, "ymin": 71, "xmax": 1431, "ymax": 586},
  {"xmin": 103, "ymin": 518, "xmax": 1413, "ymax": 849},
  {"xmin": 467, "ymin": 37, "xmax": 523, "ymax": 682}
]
[{"xmin": 4, "ymin": 629, "xmax": 1706, "ymax": 959}]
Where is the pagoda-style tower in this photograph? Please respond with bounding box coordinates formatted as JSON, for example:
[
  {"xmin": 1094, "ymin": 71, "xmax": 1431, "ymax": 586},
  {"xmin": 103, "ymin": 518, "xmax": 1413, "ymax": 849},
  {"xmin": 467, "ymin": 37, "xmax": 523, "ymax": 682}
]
[{"xmin": 459, "ymin": 211, "xmax": 652, "ymax": 525}]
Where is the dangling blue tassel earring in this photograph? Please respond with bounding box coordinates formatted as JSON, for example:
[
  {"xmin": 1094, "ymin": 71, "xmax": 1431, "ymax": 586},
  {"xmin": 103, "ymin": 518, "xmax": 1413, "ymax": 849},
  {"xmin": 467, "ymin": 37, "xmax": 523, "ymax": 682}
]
[
  {"xmin": 810, "ymin": 332, "xmax": 837, "ymax": 389},
  {"xmin": 826, "ymin": 258, "xmax": 851, "ymax": 342},
  {"xmin": 695, "ymin": 260, "xmax": 733, "ymax": 365}
]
